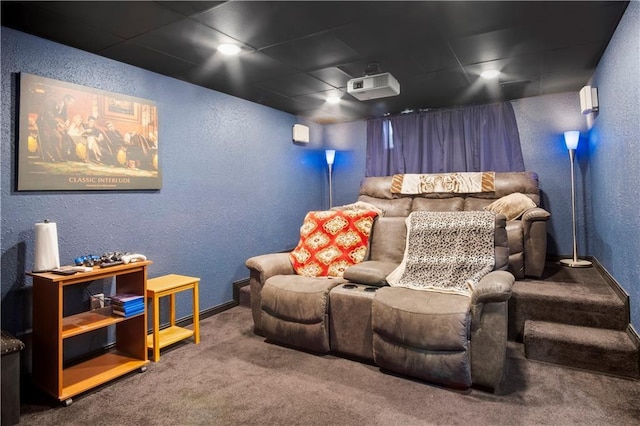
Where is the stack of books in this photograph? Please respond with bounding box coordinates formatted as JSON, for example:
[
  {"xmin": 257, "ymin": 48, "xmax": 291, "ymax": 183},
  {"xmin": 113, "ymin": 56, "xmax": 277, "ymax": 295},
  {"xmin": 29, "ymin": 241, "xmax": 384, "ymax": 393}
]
[{"xmin": 111, "ymin": 294, "xmax": 144, "ymax": 317}]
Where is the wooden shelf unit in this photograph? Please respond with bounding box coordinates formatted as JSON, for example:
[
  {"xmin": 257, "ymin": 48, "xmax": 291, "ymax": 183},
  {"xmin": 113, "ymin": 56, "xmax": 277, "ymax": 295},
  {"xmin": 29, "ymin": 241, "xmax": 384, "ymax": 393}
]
[{"xmin": 29, "ymin": 261, "xmax": 152, "ymax": 405}]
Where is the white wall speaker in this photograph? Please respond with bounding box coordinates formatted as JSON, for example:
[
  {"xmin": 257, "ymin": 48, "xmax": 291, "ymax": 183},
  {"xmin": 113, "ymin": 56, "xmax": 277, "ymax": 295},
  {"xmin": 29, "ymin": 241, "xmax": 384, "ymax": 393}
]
[
  {"xmin": 579, "ymin": 86, "xmax": 599, "ymax": 115},
  {"xmin": 292, "ymin": 124, "xmax": 310, "ymax": 143}
]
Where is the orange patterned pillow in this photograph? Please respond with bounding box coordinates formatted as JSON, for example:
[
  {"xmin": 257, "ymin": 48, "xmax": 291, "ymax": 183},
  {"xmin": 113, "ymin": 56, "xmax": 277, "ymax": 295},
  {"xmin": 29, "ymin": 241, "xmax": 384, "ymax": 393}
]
[{"xmin": 290, "ymin": 210, "xmax": 379, "ymax": 277}]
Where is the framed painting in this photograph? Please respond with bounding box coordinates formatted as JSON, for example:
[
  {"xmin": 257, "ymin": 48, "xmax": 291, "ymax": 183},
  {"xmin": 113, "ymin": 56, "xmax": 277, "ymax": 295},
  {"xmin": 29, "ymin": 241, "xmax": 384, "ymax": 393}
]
[{"xmin": 16, "ymin": 73, "xmax": 161, "ymax": 191}]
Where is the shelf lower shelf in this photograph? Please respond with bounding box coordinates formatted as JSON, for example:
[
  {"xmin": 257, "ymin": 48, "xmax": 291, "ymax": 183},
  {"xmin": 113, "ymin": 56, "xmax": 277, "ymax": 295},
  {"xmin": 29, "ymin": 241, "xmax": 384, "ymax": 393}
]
[
  {"xmin": 62, "ymin": 307, "xmax": 144, "ymax": 339},
  {"xmin": 147, "ymin": 326, "xmax": 194, "ymax": 350},
  {"xmin": 61, "ymin": 350, "xmax": 149, "ymax": 401}
]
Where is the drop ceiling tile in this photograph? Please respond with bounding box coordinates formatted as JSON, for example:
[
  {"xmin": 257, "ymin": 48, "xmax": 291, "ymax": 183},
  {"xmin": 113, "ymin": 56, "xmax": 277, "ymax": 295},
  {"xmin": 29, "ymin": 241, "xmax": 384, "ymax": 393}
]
[
  {"xmin": 414, "ymin": 68, "xmax": 471, "ymax": 92},
  {"xmin": 225, "ymin": 87, "xmax": 319, "ymax": 116},
  {"xmin": 450, "ymin": 27, "xmax": 542, "ymax": 66},
  {"xmin": 260, "ymin": 32, "xmax": 361, "ymax": 72},
  {"xmin": 364, "ymin": 1, "xmax": 440, "ymax": 27},
  {"xmin": 333, "ymin": 21, "xmax": 421, "ymax": 61},
  {"xmin": 194, "ymin": 1, "xmax": 361, "ymax": 50},
  {"xmin": 501, "ymin": 79, "xmax": 539, "ymax": 100},
  {"xmin": 309, "ymin": 67, "xmax": 354, "ymax": 89},
  {"xmin": 1, "ymin": 2, "xmax": 124, "ymax": 53},
  {"xmin": 35, "ymin": 1, "xmax": 185, "ymax": 39},
  {"xmin": 304, "ymin": 1, "xmax": 380, "ymax": 27},
  {"xmin": 539, "ymin": 70, "xmax": 593, "ymax": 93},
  {"xmin": 335, "ymin": 3, "xmax": 445, "ymax": 57},
  {"xmin": 100, "ymin": 41, "xmax": 195, "ymax": 78},
  {"xmin": 433, "ymin": 1, "xmax": 543, "ymax": 38},
  {"xmin": 161, "ymin": 1, "xmax": 225, "ymax": 17},
  {"xmin": 539, "ymin": 1, "xmax": 629, "ymax": 50},
  {"xmin": 132, "ymin": 19, "xmax": 237, "ymax": 65},
  {"xmin": 291, "ymin": 89, "xmax": 348, "ymax": 110},
  {"xmin": 461, "ymin": 55, "xmax": 542, "ymax": 84},
  {"xmin": 542, "ymin": 43, "xmax": 607, "ymax": 73},
  {"xmin": 497, "ymin": 54, "xmax": 544, "ymax": 81},
  {"xmin": 257, "ymin": 73, "xmax": 335, "ymax": 98},
  {"xmin": 337, "ymin": 61, "xmax": 372, "ymax": 80},
  {"xmin": 409, "ymin": 44, "xmax": 460, "ymax": 74},
  {"xmin": 373, "ymin": 54, "xmax": 436, "ymax": 83},
  {"xmin": 185, "ymin": 51, "xmax": 298, "ymax": 90}
]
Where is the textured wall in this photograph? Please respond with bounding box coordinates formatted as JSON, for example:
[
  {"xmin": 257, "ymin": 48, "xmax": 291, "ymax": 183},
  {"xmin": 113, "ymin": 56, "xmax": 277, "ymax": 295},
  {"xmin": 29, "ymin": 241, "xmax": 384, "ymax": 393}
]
[
  {"xmin": 511, "ymin": 92, "xmax": 590, "ymax": 257},
  {"xmin": 323, "ymin": 120, "xmax": 367, "ymax": 208},
  {"xmin": 589, "ymin": 2, "xmax": 640, "ymax": 330},
  {"xmin": 1, "ymin": 28, "xmax": 326, "ymax": 335}
]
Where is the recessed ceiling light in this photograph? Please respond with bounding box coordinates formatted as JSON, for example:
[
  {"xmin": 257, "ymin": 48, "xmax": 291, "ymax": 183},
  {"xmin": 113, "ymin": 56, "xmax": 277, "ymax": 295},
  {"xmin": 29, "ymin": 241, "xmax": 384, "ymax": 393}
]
[
  {"xmin": 480, "ymin": 69, "xmax": 500, "ymax": 79},
  {"xmin": 218, "ymin": 43, "xmax": 241, "ymax": 56},
  {"xmin": 326, "ymin": 95, "xmax": 341, "ymax": 104}
]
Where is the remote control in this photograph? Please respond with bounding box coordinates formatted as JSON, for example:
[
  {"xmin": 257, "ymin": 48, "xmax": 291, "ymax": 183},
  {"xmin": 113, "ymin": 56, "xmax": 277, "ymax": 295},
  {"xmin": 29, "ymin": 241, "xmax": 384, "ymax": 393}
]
[
  {"xmin": 100, "ymin": 260, "xmax": 124, "ymax": 268},
  {"xmin": 50, "ymin": 268, "xmax": 77, "ymax": 275},
  {"xmin": 121, "ymin": 253, "xmax": 147, "ymax": 264}
]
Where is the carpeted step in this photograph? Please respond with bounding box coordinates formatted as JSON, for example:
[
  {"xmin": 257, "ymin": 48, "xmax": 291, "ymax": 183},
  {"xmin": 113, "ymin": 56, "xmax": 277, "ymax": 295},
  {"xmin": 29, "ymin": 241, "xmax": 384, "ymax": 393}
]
[
  {"xmin": 524, "ymin": 320, "xmax": 639, "ymax": 379},
  {"xmin": 239, "ymin": 285, "xmax": 251, "ymax": 308},
  {"xmin": 509, "ymin": 279, "xmax": 627, "ymax": 341}
]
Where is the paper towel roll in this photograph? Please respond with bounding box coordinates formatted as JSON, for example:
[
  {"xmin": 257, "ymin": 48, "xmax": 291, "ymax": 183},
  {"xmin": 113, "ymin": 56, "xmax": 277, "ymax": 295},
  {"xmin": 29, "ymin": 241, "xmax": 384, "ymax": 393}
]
[{"xmin": 33, "ymin": 221, "xmax": 60, "ymax": 272}]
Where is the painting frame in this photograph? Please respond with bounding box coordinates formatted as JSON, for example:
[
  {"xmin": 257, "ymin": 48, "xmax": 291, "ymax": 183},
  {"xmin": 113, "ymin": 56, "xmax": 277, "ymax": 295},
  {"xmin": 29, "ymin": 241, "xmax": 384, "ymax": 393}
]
[{"xmin": 16, "ymin": 73, "xmax": 161, "ymax": 191}]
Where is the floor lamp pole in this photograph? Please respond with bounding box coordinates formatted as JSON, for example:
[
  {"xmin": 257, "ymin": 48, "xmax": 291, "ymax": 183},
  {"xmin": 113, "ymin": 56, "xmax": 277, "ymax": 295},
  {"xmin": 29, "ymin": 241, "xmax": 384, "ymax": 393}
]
[
  {"xmin": 328, "ymin": 163, "xmax": 333, "ymax": 209},
  {"xmin": 560, "ymin": 147, "xmax": 592, "ymax": 268}
]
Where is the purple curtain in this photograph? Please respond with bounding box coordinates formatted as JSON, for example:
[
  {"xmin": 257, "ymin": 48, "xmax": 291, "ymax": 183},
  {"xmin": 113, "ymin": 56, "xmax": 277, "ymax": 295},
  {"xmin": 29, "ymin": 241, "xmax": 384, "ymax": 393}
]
[{"xmin": 365, "ymin": 102, "xmax": 524, "ymax": 176}]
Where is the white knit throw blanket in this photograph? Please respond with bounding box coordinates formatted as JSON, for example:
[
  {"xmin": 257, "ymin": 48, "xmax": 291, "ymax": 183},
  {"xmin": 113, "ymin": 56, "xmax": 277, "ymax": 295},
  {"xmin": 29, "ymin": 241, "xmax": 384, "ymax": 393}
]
[{"xmin": 386, "ymin": 211, "xmax": 495, "ymax": 297}]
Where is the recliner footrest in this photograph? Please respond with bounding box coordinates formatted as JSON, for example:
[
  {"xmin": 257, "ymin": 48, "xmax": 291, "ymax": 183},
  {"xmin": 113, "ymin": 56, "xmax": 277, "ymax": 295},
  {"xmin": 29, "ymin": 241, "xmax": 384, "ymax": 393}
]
[
  {"xmin": 372, "ymin": 287, "xmax": 473, "ymax": 388},
  {"xmin": 261, "ymin": 275, "xmax": 346, "ymax": 353}
]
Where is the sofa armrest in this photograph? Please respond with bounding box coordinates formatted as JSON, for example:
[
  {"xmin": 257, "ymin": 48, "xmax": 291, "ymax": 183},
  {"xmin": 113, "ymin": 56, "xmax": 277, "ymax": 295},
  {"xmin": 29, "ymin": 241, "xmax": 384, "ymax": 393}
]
[
  {"xmin": 470, "ymin": 270, "xmax": 514, "ymax": 331},
  {"xmin": 246, "ymin": 253, "xmax": 294, "ymax": 284},
  {"xmin": 472, "ymin": 270, "xmax": 514, "ymax": 305},
  {"xmin": 246, "ymin": 253, "xmax": 294, "ymax": 335},
  {"xmin": 521, "ymin": 207, "xmax": 550, "ymax": 223},
  {"xmin": 343, "ymin": 261, "xmax": 398, "ymax": 287},
  {"xmin": 520, "ymin": 207, "xmax": 550, "ymax": 278}
]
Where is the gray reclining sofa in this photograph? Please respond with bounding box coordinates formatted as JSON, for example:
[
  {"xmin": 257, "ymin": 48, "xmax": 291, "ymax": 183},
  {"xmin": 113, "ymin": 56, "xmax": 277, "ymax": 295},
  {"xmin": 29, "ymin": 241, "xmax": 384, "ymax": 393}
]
[{"xmin": 246, "ymin": 171, "xmax": 549, "ymax": 391}]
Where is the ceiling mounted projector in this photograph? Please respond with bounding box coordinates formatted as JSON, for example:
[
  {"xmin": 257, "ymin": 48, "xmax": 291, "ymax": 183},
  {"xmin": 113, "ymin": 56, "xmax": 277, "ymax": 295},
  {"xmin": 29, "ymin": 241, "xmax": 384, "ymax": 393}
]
[{"xmin": 347, "ymin": 72, "xmax": 400, "ymax": 101}]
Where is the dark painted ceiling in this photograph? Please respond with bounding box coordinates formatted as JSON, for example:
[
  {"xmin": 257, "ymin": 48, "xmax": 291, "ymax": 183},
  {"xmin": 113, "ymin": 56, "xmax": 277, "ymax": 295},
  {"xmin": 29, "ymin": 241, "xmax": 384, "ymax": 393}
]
[{"xmin": 1, "ymin": 1, "xmax": 629, "ymax": 123}]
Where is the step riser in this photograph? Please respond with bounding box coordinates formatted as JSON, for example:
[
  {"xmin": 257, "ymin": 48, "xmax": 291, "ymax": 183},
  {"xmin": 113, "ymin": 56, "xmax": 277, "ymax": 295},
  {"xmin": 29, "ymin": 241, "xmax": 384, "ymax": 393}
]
[
  {"xmin": 525, "ymin": 335, "xmax": 639, "ymax": 379},
  {"xmin": 509, "ymin": 297, "xmax": 627, "ymax": 341},
  {"xmin": 524, "ymin": 321, "xmax": 639, "ymax": 379}
]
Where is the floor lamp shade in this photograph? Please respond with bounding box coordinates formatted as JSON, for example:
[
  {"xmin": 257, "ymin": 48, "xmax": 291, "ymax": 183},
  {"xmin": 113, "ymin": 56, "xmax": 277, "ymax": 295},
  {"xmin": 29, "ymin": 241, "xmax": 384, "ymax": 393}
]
[
  {"xmin": 560, "ymin": 131, "xmax": 592, "ymax": 268},
  {"xmin": 325, "ymin": 150, "xmax": 335, "ymax": 208},
  {"xmin": 564, "ymin": 131, "xmax": 580, "ymax": 150},
  {"xmin": 325, "ymin": 150, "xmax": 335, "ymax": 165}
]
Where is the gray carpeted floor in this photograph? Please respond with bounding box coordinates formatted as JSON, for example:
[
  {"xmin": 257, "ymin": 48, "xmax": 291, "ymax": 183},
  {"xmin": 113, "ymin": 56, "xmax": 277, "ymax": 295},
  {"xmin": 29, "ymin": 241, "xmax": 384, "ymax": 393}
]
[{"xmin": 19, "ymin": 306, "xmax": 640, "ymax": 425}]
